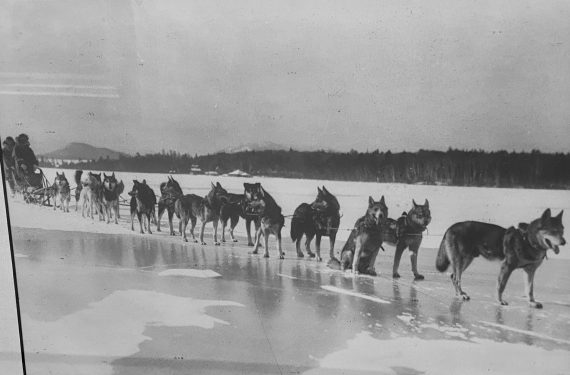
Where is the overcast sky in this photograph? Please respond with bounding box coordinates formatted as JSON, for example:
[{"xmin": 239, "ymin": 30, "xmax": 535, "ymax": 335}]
[{"xmin": 0, "ymin": 0, "xmax": 569, "ymax": 155}]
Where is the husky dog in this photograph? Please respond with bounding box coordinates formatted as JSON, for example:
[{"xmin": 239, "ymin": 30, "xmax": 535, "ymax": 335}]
[
  {"xmin": 102, "ymin": 172, "xmax": 121, "ymax": 224},
  {"xmin": 128, "ymin": 179, "xmax": 157, "ymax": 234},
  {"xmin": 290, "ymin": 186, "xmax": 341, "ymax": 261},
  {"xmin": 51, "ymin": 172, "xmax": 71, "ymax": 212},
  {"xmin": 328, "ymin": 196, "xmax": 388, "ymax": 275},
  {"xmin": 242, "ymin": 183, "xmax": 265, "ymax": 246},
  {"xmin": 436, "ymin": 209, "xmax": 565, "ymax": 307},
  {"xmin": 252, "ymin": 186, "xmax": 285, "ymax": 259},
  {"xmin": 74, "ymin": 170, "xmax": 83, "ymax": 211},
  {"xmin": 80, "ymin": 172, "xmax": 103, "ymax": 219},
  {"xmin": 174, "ymin": 182, "xmax": 228, "ymax": 245},
  {"xmin": 157, "ymin": 176, "xmax": 183, "ymax": 235},
  {"xmin": 383, "ymin": 200, "xmax": 431, "ymax": 280}
]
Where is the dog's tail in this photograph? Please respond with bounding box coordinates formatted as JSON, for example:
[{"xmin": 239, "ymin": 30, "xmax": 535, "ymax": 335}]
[
  {"xmin": 290, "ymin": 203, "xmax": 311, "ymax": 242},
  {"xmin": 326, "ymin": 257, "xmax": 342, "ymax": 270},
  {"xmin": 436, "ymin": 233, "xmax": 450, "ymax": 272},
  {"xmin": 74, "ymin": 170, "xmax": 83, "ymax": 186}
]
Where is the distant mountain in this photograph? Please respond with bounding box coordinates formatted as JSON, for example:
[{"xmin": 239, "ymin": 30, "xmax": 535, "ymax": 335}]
[
  {"xmin": 223, "ymin": 141, "xmax": 289, "ymax": 153},
  {"xmin": 41, "ymin": 142, "xmax": 125, "ymax": 160}
]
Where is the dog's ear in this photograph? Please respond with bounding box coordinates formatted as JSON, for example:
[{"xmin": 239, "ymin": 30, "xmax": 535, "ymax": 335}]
[
  {"xmin": 368, "ymin": 196, "xmax": 374, "ymax": 207},
  {"xmin": 323, "ymin": 186, "xmax": 330, "ymax": 195},
  {"xmin": 317, "ymin": 186, "xmax": 323, "ymax": 194},
  {"xmin": 556, "ymin": 210, "xmax": 564, "ymax": 220},
  {"xmin": 541, "ymin": 208, "xmax": 552, "ymax": 223},
  {"xmin": 424, "ymin": 199, "xmax": 429, "ymax": 208},
  {"xmin": 217, "ymin": 182, "xmax": 222, "ymax": 188},
  {"xmin": 380, "ymin": 195, "xmax": 385, "ymax": 206},
  {"xmin": 413, "ymin": 199, "xmax": 418, "ymax": 208},
  {"xmin": 112, "ymin": 172, "xmax": 115, "ymax": 178},
  {"xmin": 211, "ymin": 182, "xmax": 216, "ymax": 189}
]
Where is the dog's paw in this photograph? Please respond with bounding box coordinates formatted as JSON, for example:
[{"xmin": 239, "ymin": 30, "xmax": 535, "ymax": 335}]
[
  {"xmin": 233, "ymin": 239, "xmax": 238, "ymax": 242},
  {"xmin": 367, "ymin": 269, "xmax": 377, "ymax": 277},
  {"xmin": 530, "ymin": 301, "xmax": 543, "ymax": 309},
  {"xmin": 252, "ymin": 250, "xmax": 258, "ymax": 255},
  {"xmin": 279, "ymin": 254, "xmax": 285, "ymax": 260},
  {"xmin": 264, "ymin": 253, "xmax": 270, "ymax": 258},
  {"xmin": 296, "ymin": 252, "xmax": 304, "ymax": 258},
  {"xmin": 201, "ymin": 242, "xmax": 207, "ymax": 245},
  {"xmin": 460, "ymin": 293, "xmax": 471, "ymax": 301},
  {"xmin": 316, "ymin": 256, "xmax": 323, "ymax": 262},
  {"xmin": 307, "ymin": 252, "xmax": 316, "ymax": 258},
  {"xmin": 214, "ymin": 242, "xmax": 220, "ymax": 246},
  {"xmin": 414, "ymin": 274, "xmax": 425, "ymax": 281},
  {"xmin": 247, "ymin": 242, "xmax": 255, "ymax": 247},
  {"xmin": 499, "ymin": 300, "xmax": 509, "ymax": 306},
  {"xmin": 393, "ymin": 272, "xmax": 401, "ymax": 279}
]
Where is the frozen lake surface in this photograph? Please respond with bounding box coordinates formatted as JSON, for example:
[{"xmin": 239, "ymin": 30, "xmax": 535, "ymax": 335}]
[{"xmin": 5, "ymin": 168, "xmax": 570, "ymax": 374}]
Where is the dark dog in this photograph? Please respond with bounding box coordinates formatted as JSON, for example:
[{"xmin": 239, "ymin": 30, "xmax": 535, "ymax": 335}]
[
  {"xmin": 436, "ymin": 209, "xmax": 565, "ymax": 307},
  {"xmin": 74, "ymin": 170, "xmax": 83, "ymax": 211},
  {"xmin": 291, "ymin": 186, "xmax": 341, "ymax": 261},
  {"xmin": 174, "ymin": 182, "xmax": 228, "ymax": 245},
  {"xmin": 157, "ymin": 176, "xmax": 183, "ymax": 235},
  {"xmin": 102, "ymin": 172, "xmax": 121, "ymax": 224},
  {"xmin": 252, "ymin": 186, "xmax": 285, "ymax": 259},
  {"xmin": 328, "ymin": 196, "xmax": 388, "ymax": 275},
  {"xmin": 242, "ymin": 182, "xmax": 264, "ymax": 246},
  {"xmin": 218, "ymin": 185, "xmax": 246, "ymax": 243},
  {"xmin": 383, "ymin": 199, "xmax": 431, "ymax": 280},
  {"xmin": 51, "ymin": 172, "xmax": 71, "ymax": 212},
  {"xmin": 128, "ymin": 179, "xmax": 157, "ymax": 234}
]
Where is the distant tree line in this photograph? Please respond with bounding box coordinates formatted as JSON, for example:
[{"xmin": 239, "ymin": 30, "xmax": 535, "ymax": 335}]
[{"xmin": 41, "ymin": 148, "xmax": 570, "ymax": 189}]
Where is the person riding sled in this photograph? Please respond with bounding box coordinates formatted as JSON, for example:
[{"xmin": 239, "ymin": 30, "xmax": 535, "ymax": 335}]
[
  {"xmin": 13, "ymin": 133, "xmax": 39, "ymax": 178},
  {"xmin": 2, "ymin": 136, "xmax": 17, "ymax": 195}
]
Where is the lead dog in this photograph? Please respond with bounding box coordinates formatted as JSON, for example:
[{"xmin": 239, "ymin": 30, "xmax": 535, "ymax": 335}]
[{"xmin": 436, "ymin": 209, "xmax": 565, "ymax": 307}]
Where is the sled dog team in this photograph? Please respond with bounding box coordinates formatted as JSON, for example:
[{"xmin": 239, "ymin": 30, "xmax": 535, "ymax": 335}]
[{"xmin": 52, "ymin": 170, "xmax": 564, "ymax": 308}]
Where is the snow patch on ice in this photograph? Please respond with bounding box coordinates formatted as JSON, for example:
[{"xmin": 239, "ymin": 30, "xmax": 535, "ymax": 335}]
[
  {"xmin": 23, "ymin": 289, "xmax": 243, "ymax": 375},
  {"xmin": 158, "ymin": 269, "xmax": 221, "ymax": 278},
  {"xmin": 321, "ymin": 285, "xmax": 390, "ymax": 304},
  {"xmin": 479, "ymin": 321, "xmax": 570, "ymax": 345},
  {"xmin": 304, "ymin": 331, "xmax": 570, "ymax": 375},
  {"xmin": 14, "ymin": 253, "xmax": 28, "ymax": 258}
]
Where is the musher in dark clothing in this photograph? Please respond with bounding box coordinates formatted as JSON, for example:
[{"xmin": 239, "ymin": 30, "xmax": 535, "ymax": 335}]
[
  {"xmin": 2, "ymin": 136, "xmax": 17, "ymax": 195},
  {"xmin": 13, "ymin": 133, "xmax": 39, "ymax": 177}
]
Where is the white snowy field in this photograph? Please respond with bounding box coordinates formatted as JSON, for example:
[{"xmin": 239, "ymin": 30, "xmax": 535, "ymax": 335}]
[{"xmin": 32, "ymin": 167, "xmax": 570, "ymax": 256}]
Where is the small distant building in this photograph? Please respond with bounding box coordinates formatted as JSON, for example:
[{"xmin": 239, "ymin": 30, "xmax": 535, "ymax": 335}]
[
  {"xmin": 190, "ymin": 164, "xmax": 202, "ymax": 174},
  {"xmin": 226, "ymin": 169, "xmax": 252, "ymax": 178},
  {"xmin": 204, "ymin": 171, "xmax": 219, "ymax": 176}
]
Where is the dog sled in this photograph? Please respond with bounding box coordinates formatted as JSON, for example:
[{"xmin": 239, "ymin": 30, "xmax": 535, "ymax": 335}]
[{"xmin": 13, "ymin": 166, "xmax": 52, "ymax": 206}]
